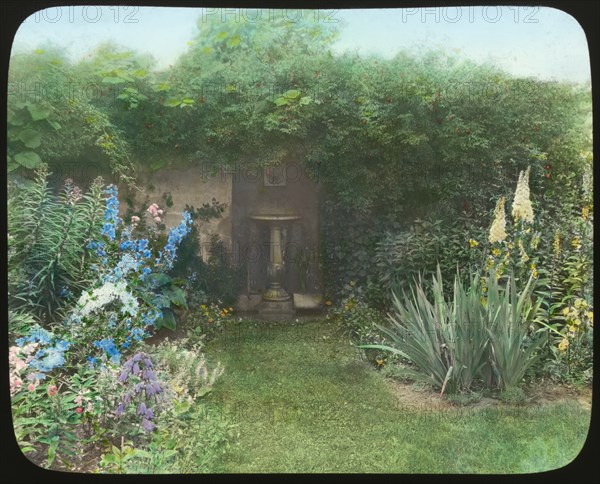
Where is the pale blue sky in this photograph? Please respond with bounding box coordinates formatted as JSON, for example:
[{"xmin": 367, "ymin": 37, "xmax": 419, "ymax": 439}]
[{"xmin": 12, "ymin": 6, "xmax": 591, "ymax": 84}]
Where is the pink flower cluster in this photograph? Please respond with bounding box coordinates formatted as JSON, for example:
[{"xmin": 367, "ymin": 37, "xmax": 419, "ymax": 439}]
[
  {"xmin": 74, "ymin": 392, "xmax": 94, "ymax": 414},
  {"xmin": 147, "ymin": 203, "xmax": 164, "ymax": 224},
  {"xmin": 9, "ymin": 343, "xmax": 39, "ymax": 396}
]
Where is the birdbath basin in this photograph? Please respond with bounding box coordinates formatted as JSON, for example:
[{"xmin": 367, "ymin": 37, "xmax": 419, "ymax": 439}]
[
  {"xmin": 250, "ymin": 214, "xmax": 301, "ymax": 302},
  {"xmin": 250, "ymin": 214, "xmax": 302, "ymax": 222}
]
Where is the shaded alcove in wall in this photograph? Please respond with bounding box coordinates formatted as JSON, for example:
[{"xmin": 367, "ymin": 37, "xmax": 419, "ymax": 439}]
[{"xmin": 231, "ymin": 161, "xmax": 322, "ymax": 305}]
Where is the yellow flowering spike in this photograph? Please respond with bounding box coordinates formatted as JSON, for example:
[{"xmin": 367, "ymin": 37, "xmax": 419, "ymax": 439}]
[
  {"xmin": 512, "ymin": 166, "xmax": 534, "ymax": 223},
  {"xmin": 489, "ymin": 196, "xmax": 507, "ymax": 243},
  {"xmin": 553, "ymin": 231, "xmax": 561, "ymax": 258},
  {"xmin": 558, "ymin": 338, "xmax": 569, "ymax": 352},
  {"xmin": 582, "ymin": 205, "xmax": 590, "ymax": 220},
  {"xmin": 571, "ymin": 237, "xmax": 582, "ymax": 251}
]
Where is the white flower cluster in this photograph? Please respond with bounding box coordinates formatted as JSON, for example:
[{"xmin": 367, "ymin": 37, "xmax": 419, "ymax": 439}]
[
  {"xmin": 77, "ymin": 281, "xmax": 139, "ymax": 318},
  {"xmin": 511, "ymin": 166, "xmax": 534, "ymax": 223},
  {"xmin": 488, "ymin": 196, "xmax": 507, "ymax": 244}
]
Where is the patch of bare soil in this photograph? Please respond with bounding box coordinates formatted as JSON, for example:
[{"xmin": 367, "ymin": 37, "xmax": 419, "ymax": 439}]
[
  {"xmin": 387, "ymin": 378, "xmax": 592, "ymax": 412},
  {"xmin": 528, "ymin": 381, "xmax": 592, "ymax": 411}
]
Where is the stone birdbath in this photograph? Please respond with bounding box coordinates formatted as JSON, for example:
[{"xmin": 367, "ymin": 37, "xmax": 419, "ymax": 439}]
[{"xmin": 250, "ymin": 213, "xmax": 301, "ymax": 319}]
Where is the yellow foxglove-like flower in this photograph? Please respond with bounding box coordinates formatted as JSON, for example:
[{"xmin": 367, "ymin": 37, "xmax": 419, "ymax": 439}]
[
  {"xmin": 582, "ymin": 205, "xmax": 590, "ymax": 220},
  {"xmin": 491, "ymin": 248, "xmax": 501, "ymax": 257},
  {"xmin": 553, "ymin": 231, "xmax": 561, "ymax": 258},
  {"xmin": 489, "ymin": 196, "xmax": 507, "ymax": 244},
  {"xmin": 558, "ymin": 338, "xmax": 569, "ymax": 352},
  {"xmin": 512, "ymin": 166, "xmax": 534, "ymax": 223}
]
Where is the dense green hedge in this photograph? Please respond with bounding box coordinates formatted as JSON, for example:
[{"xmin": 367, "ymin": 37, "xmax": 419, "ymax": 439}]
[{"xmin": 8, "ymin": 14, "xmax": 592, "ymax": 301}]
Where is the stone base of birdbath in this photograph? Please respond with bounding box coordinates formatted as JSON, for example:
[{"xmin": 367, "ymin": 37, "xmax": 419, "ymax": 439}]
[{"xmin": 258, "ymin": 300, "xmax": 295, "ymax": 321}]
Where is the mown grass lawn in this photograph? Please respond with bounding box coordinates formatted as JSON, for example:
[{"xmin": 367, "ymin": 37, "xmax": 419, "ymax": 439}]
[{"xmin": 203, "ymin": 319, "xmax": 590, "ymax": 473}]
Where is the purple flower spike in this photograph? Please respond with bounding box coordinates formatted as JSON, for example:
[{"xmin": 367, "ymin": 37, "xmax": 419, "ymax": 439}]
[
  {"xmin": 132, "ymin": 363, "xmax": 140, "ymax": 375},
  {"xmin": 133, "ymin": 354, "xmax": 142, "ymax": 362},
  {"xmin": 118, "ymin": 370, "xmax": 129, "ymax": 382},
  {"xmin": 141, "ymin": 418, "xmax": 155, "ymax": 432},
  {"xmin": 145, "ymin": 408, "xmax": 154, "ymax": 420},
  {"xmin": 138, "ymin": 402, "xmax": 147, "ymax": 415},
  {"xmin": 116, "ymin": 403, "xmax": 125, "ymax": 416}
]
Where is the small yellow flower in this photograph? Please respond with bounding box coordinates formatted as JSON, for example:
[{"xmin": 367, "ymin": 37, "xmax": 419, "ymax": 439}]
[
  {"xmin": 558, "ymin": 338, "xmax": 569, "ymax": 352},
  {"xmin": 507, "ymin": 242, "xmax": 514, "ymax": 250},
  {"xmin": 201, "ymin": 304, "xmax": 206, "ymax": 310},
  {"xmin": 582, "ymin": 205, "xmax": 590, "ymax": 220},
  {"xmin": 562, "ymin": 307, "xmax": 570, "ymax": 316},
  {"xmin": 469, "ymin": 239, "xmax": 479, "ymax": 248},
  {"xmin": 480, "ymin": 296, "xmax": 488, "ymax": 306},
  {"xmin": 324, "ymin": 300, "xmax": 332, "ymax": 306},
  {"xmin": 571, "ymin": 237, "xmax": 582, "ymax": 251},
  {"xmin": 229, "ymin": 307, "xmax": 234, "ymax": 312},
  {"xmin": 574, "ymin": 298, "xmax": 584, "ymax": 309},
  {"xmin": 586, "ymin": 311, "xmax": 593, "ymax": 324},
  {"xmin": 376, "ymin": 358, "xmax": 385, "ymax": 367},
  {"xmin": 573, "ymin": 318, "xmax": 581, "ymax": 326},
  {"xmin": 208, "ymin": 318, "xmax": 214, "ymax": 324},
  {"xmin": 568, "ymin": 325, "xmax": 577, "ymax": 333},
  {"xmin": 222, "ymin": 308, "xmax": 228, "ymax": 314},
  {"xmin": 491, "ymin": 248, "xmax": 501, "ymax": 257}
]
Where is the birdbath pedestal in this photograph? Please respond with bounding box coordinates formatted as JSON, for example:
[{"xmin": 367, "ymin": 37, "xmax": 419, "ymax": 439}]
[{"xmin": 250, "ymin": 214, "xmax": 301, "ymax": 320}]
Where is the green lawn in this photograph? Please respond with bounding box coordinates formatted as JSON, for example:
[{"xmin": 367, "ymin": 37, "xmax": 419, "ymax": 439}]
[{"xmin": 203, "ymin": 319, "xmax": 590, "ymax": 473}]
